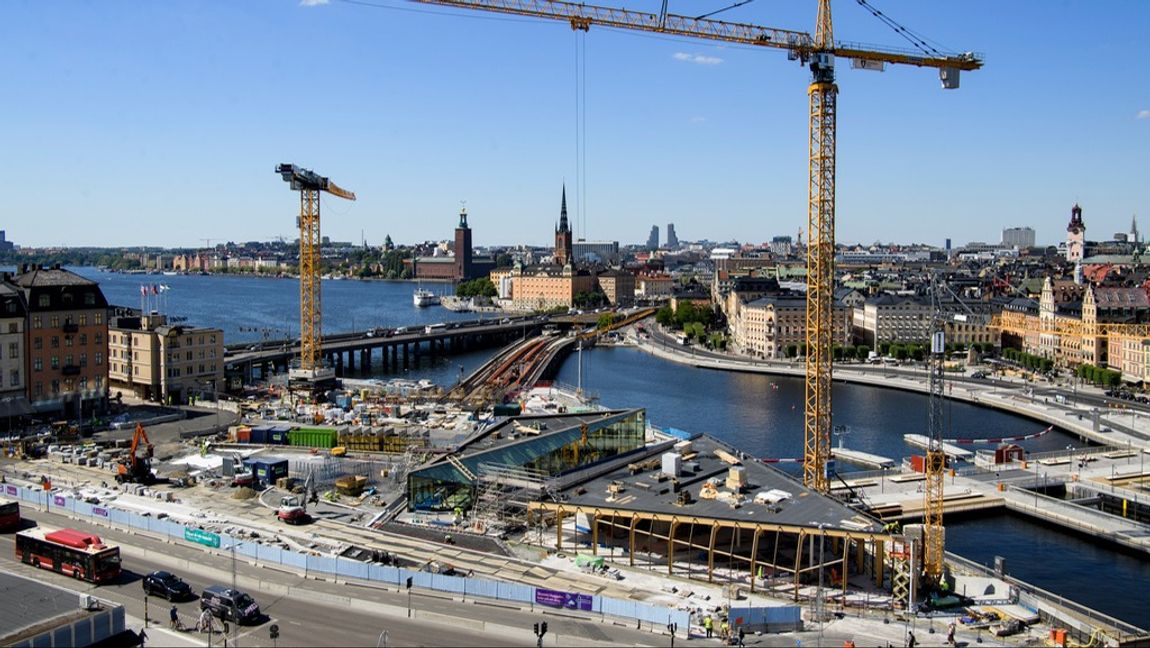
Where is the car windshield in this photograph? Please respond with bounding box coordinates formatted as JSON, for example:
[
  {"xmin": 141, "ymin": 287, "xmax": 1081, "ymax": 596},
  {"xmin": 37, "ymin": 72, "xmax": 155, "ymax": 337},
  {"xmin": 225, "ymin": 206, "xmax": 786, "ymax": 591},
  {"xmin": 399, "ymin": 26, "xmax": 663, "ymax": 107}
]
[{"xmin": 235, "ymin": 594, "xmax": 254, "ymax": 609}]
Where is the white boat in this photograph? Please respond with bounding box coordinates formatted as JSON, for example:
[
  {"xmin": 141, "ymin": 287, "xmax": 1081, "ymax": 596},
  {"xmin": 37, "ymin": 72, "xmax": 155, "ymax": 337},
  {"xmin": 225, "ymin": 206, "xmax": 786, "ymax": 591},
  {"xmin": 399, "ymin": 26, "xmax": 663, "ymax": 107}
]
[{"xmin": 413, "ymin": 288, "xmax": 440, "ymax": 307}]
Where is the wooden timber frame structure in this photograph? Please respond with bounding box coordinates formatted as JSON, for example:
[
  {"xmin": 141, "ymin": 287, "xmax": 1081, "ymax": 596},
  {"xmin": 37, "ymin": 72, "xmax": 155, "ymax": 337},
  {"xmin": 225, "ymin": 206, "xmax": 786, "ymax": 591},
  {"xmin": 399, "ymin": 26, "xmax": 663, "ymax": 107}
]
[{"xmin": 529, "ymin": 501, "xmax": 902, "ymax": 605}]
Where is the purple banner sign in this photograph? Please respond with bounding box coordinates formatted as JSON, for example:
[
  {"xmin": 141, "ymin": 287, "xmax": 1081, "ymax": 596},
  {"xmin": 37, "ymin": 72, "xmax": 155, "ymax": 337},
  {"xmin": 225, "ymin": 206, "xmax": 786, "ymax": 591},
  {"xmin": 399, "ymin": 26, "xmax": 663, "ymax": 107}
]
[
  {"xmin": 535, "ymin": 588, "xmax": 593, "ymax": 611},
  {"xmin": 4, "ymin": 485, "xmax": 15, "ymax": 496},
  {"xmin": 93, "ymin": 507, "xmax": 109, "ymax": 517},
  {"xmin": 53, "ymin": 495, "xmax": 66, "ymax": 506}
]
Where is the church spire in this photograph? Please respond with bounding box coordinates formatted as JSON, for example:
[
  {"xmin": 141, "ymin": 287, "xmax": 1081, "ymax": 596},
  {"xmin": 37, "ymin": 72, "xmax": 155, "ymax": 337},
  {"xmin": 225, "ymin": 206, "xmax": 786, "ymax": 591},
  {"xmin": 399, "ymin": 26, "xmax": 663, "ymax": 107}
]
[{"xmin": 558, "ymin": 183, "xmax": 569, "ymax": 233}]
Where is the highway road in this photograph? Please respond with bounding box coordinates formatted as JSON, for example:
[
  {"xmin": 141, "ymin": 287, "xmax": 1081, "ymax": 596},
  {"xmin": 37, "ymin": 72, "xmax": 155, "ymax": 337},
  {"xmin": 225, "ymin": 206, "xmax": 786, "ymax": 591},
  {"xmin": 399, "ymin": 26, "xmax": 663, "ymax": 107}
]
[{"xmin": 1, "ymin": 507, "xmax": 659, "ymax": 647}]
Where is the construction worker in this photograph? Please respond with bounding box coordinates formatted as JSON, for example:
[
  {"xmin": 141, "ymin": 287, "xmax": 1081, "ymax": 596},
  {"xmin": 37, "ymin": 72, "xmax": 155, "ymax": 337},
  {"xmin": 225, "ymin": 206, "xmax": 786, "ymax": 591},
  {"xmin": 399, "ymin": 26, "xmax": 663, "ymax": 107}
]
[
  {"xmin": 703, "ymin": 614, "xmax": 713, "ymax": 638},
  {"xmin": 720, "ymin": 619, "xmax": 730, "ymax": 642}
]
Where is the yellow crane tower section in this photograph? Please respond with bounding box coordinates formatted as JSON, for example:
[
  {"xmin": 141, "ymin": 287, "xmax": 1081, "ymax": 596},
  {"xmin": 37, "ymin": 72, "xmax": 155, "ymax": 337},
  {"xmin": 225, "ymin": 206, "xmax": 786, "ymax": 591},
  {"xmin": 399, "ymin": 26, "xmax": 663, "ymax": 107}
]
[
  {"xmin": 276, "ymin": 164, "xmax": 356, "ymax": 387},
  {"xmin": 403, "ymin": 0, "xmax": 982, "ymax": 494}
]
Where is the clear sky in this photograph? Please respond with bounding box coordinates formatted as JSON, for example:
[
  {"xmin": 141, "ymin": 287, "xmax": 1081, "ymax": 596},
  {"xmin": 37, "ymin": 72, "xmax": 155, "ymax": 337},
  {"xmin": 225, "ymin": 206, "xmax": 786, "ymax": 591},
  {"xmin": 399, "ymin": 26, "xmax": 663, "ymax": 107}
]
[{"xmin": 3, "ymin": 1, "xmax": 1148, "ymax": 249}]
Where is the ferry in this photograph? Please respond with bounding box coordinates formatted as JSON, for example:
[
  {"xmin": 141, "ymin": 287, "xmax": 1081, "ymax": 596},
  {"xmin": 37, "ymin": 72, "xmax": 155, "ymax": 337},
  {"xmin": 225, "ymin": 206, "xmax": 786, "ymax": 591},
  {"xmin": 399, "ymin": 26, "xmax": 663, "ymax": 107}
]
[{"xmin": 413, "ymin": 288, "xmax": 440, "ymax": 307}]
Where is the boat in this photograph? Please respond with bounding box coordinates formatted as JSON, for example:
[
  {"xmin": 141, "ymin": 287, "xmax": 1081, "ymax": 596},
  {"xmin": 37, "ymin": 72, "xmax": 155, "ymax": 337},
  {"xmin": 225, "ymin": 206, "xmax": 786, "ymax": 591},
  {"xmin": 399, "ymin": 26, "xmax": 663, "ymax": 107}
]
[{"xmin": 413, "ymin": 288, "xmax": 440, "ymax": 307}]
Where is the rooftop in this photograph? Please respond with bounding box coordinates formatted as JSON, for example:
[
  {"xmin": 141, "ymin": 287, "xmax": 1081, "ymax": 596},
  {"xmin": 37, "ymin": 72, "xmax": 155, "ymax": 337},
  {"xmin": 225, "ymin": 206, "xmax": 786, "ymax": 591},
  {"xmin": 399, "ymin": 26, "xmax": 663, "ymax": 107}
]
[
  {"xmin": 0, "ymin": 571, "xmax": 95, "ymax": 644},
  {"xmin": 557, "ymin": 433, "xmax": 883, "ymax": 534}
]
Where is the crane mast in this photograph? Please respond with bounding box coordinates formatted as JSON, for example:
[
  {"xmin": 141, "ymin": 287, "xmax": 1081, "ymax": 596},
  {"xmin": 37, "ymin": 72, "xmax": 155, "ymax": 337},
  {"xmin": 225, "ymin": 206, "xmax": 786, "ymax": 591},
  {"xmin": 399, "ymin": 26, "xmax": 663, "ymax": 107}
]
[
  {"xmin": 923, "ymin": 275, "xmax": 948, "ymax": 582},
  {"xmin": 403, "ymin": 0, "xmax": 981, "ymax": 498},
  {"xmin": 276, "ymin": 164, "xmax": 356, "ymax": 391}
]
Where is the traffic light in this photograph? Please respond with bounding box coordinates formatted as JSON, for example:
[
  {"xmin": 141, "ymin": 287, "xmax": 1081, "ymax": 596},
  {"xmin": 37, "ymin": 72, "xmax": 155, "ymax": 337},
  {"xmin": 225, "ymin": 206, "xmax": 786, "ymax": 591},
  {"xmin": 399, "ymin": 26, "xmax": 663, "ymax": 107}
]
[
  {"xmin": 533, "ymin": 623, "xmax": 539, "ymax": 636},
  {"xmin": 541, "ymin": 622, "xmax": 548, "ymax": 636}
]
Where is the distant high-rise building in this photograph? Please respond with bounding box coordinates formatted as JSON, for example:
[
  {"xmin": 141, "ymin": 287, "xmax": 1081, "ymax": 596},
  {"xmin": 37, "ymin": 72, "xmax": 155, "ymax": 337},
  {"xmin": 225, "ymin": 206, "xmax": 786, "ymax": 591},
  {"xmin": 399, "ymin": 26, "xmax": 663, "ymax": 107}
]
[
  {"xmin": 1131, "ymin": 214, "xmax": 1140, "ymax": 245},
  {"xmin": 1066, "ymin": 204, "xmax": 1086, "ymax": 262},
  {"xmin": 666, "ymin": 223, "xmax": 678, "ymax": 248},
  {"xmin": 646, "ymin": 225, "xmax": 659, "ymax": 251},
  {"xmin": 1002, "ymin": 226, "xmax": 1036, "ymax": 249},
  {"xmin": 554, "ymin": 185, "xmax": 573, "ymax": 266},
  {"xmin": 945, "ymin": 238, "xmax": 952, "ymax": 254}
]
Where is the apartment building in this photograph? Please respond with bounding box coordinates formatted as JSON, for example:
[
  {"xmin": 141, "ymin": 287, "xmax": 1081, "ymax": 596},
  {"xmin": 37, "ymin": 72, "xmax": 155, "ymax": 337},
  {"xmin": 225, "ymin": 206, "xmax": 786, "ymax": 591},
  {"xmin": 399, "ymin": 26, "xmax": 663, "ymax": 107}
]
[{"xmin": 108, "ymin": 313, "xmax": 224, "ymax": 405}]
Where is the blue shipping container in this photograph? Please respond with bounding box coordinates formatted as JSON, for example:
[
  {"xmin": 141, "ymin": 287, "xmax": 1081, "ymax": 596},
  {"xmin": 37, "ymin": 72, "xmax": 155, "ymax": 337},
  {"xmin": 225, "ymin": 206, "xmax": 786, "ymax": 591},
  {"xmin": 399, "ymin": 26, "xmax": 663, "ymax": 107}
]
[{"xmin": 249, "ymin": 426, "xmax": 270, "ymax": 445}]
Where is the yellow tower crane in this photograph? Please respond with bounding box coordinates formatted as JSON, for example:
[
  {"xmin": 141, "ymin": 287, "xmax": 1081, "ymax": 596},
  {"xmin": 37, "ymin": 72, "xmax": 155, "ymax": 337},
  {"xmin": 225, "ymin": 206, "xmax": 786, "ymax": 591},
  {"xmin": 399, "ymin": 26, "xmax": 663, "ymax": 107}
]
[
  {"xmin": 276, "ymin": 163, "xmax": 356, "ymax": 391},
  {"xmin": 405, "ymin": 0, "xmax": 982, "ymax": 495}
]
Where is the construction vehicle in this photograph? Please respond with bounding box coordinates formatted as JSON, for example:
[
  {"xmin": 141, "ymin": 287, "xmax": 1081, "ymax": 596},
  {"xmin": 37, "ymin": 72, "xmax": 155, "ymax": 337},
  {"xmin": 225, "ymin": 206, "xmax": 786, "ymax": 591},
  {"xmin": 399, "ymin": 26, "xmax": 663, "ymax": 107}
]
[
  {"xmin": 115, "ymin": 423, "xmax": 157, "ymax": 485},
  {"xmin": 276, "ymin": 471, "xmax": 314, "ymax": 524}
]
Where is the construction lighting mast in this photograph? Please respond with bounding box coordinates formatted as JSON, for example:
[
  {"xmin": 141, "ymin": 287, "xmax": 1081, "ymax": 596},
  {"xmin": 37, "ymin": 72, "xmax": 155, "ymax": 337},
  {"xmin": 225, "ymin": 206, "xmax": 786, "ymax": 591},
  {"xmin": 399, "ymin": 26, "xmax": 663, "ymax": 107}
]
[
  {"xmin": 276, "ymin": 164, "xmax": 356, "ymax": 390},
  {"xmin": 403, "ymin": 0, "xmax": 982, "ymax": 492}
]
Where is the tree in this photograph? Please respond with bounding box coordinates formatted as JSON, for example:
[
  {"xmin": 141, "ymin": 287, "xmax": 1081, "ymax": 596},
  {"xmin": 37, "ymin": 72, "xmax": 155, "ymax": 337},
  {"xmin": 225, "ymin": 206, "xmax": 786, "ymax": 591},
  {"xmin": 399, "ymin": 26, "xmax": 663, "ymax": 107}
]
[
  {"xmin": 879, "ymin": 342, "xmax": 891, "ymax": 356},
  {"xmin": 910, "ymin": 345, "xmax": 925, "ymax": 362},
  {"xmin": 456, "ymin": 278, "xmax": 497, "ymax": 298},
  {"xmin": 893, "ymin": 345, "xmax": 909, "ymax": 361},
  {"xmin": 832, "ymin": 346, "xmax": 844, "ymax": 361},
  {"xmin": 655, "ymin": 306, "xmax": 674, "ymax": 327},
  {"xmin": 855, "ymin": 345, "xmax": 871, "ymax": 361},
  {"xmin": 597, "ymin": 313, "xmax": 615, "ymax": 330},
  {"xmin": 785, "ymin": 344, "xmax": 799, "ymax": 358}
]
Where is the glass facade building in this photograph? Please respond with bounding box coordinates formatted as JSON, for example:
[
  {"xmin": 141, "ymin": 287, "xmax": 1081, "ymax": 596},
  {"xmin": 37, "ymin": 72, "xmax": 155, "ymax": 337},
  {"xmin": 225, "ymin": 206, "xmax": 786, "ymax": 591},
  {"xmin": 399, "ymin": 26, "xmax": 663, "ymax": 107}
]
[{"xmin": 408, "ymin": 410, "xmax": 646, "ymax": 512}]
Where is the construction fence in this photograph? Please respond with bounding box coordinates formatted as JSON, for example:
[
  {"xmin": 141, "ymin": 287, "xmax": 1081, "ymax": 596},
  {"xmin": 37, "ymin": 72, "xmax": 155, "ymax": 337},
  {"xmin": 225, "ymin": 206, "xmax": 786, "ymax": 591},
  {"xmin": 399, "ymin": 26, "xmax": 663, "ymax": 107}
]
[{"xmin": 5, "ymin": 483, "xmax": 691, "ymax": 636}]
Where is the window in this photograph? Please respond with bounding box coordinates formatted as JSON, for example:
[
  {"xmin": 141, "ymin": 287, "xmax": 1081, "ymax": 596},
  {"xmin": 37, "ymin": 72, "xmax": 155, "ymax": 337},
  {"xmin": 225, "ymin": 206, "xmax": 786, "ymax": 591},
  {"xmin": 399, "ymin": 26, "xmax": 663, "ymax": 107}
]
[
  {"xmin": 50, "ymin": 356, "xmax": 59, "ymax": 369},
  {"xmin": 33, "ymin": 382, "xmax": 42, "ymax": 398},
  {"xmin": 79, "ymin": 314, "xmax": 87, "ymax": 326},
  {"xmin": 133, "ymin": 366, "xmax": 138, "ymax": 375},
  {"xmin": 38, "ymin": 295, "xmax": 49, "ymax": 308},
  {"xmin": 94, "ymin": 333, "xmax": 102, "ymax": 345},
  {"xmin": 84, "ymin": 292, "xmax": 95, "ymax": 306},
  {"xmin": 7, "ymin": 343, "xmax": 15, "ymax": 359},
  {"xmin": 96, "ymin": 352, "xmax": 103, "ymax": 366},
  {"xmin": 94, "ymin": 313, "xmax": 102, "ymax": 325},
  {"xmin": 7, "ymin": 323, "xmax": 15, "ymax": 333},
  {"xmin": 79, "ymin": 353, "xmax": 86, "ymax": 368},
  {"xmin": 79, "ymin": 333, "xmax": 87, "ymax": 345},
  {"xmin": 32, "ymin": 316, "xmax": 41, "ymax": 329},
  {"xmin": 9, "ymin": 369, "xmax": 17, "ymax": 387},
  {"xmin": 50, "ymin": 336, "xmax": 59, "ymax": 349},
  {"xmin": 50, "ymin": 315, "xmax": 59, "ymax": 328},
  {"xmin": 65, "ymin": 355, "xmax": 73, "ymax": 367},
  {"xmin": 65, "ymin": 336, "xmax": 73, "ymax": 347},
  {"xmin": 33, "ymin": 358, "xmax": 42, "ymax": 372},
  {"xmin": 79, "ymin": 377, "xmax": 87, "ymax": 390},
  {"xmin": 50, "ymin": 379, "xmax": 59, "ymax": 394},
  {"xmin": 186, "ymin": 351, "xmax": 193, "ymax": 361}
]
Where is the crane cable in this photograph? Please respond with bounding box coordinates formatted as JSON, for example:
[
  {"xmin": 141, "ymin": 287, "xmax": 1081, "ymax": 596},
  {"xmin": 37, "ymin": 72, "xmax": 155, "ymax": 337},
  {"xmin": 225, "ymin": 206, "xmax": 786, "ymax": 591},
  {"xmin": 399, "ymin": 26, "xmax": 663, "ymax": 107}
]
[
  {"xmin": 574, "ymin": 29, "xmax": 588, "ymax": 240},
  {"xmin": 853, "ymin": 0, "xmax": 952, "ymax": 59}
]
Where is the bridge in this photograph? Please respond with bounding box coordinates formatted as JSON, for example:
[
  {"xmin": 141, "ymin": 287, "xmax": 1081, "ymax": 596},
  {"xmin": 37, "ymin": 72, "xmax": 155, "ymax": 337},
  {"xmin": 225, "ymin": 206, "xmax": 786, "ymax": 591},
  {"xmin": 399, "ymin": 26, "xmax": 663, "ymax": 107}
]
[{"xmin": 224, "ymin": 316, "xmax": 548, "ymax": 385}]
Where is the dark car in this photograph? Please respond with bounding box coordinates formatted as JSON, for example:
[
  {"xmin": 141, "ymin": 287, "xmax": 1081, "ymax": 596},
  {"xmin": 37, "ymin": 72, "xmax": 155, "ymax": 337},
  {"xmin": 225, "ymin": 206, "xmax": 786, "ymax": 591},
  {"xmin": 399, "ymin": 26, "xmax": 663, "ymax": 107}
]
[
  {"xmin": 200, "ymin": 585, "xmax": 261, "ymax": 624},
  {"xmin": 142, "ymin": 571, "xmax": 193, "ymax": 601}
]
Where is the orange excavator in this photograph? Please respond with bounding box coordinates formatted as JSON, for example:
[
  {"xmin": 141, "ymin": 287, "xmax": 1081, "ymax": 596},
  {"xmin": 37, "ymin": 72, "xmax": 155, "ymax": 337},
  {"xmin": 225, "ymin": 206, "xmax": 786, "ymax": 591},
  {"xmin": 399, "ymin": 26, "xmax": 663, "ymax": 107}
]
[{"xmin": 115, "ymin": 423, "xmax": 157, "ymax": 485}]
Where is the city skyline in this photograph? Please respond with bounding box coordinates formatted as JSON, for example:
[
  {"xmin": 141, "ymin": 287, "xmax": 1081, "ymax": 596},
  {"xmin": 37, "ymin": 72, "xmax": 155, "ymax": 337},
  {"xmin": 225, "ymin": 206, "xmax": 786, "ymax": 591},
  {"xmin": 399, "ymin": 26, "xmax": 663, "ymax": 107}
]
[{"xmin": 3, "ymin": 1, "xmax": 1148, "ymax": 249}]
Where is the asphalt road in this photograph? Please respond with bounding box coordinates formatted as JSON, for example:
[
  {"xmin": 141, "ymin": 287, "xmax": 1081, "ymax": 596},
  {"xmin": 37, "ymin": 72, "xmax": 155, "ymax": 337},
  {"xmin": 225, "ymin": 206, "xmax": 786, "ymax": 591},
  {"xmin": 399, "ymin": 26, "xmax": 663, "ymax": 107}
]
[{"xmin": 1, "ymin": 507, "xmax": 660, "ymax": 647}]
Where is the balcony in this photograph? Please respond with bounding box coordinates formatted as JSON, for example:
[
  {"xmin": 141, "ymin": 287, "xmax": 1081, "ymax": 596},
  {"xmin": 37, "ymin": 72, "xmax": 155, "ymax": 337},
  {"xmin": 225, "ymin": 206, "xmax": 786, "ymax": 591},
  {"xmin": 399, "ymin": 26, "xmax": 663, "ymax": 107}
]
[
  {"xmin": 62, "ymin": 365, "xmax": 81, "ymax": 376},
  {"xmin": 62, "ymin": 322, "xmax": 79, "ymax": 334}
]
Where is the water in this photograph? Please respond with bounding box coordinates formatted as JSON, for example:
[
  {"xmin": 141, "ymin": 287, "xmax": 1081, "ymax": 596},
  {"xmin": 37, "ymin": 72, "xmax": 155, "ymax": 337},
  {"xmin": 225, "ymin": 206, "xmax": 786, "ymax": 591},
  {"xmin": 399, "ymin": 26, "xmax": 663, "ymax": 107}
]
[
  {"xmin": 76, "ymin": 268, "xmax": 1149, "ymax": 625},
  {"xmin": 557, "ymin": 346, "xmax": 1148, "ymax": 627},
  {"xmin": 557, "ymin": 346, "xmax": 1079, "ymax": 465}
]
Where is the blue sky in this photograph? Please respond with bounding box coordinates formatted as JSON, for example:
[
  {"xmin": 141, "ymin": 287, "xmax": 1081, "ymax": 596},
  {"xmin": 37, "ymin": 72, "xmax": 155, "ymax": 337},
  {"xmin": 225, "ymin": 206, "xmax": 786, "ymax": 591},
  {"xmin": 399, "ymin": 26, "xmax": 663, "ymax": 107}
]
[{"xmin": 3, "ymin": 1, "xmax": 1148, "ymax": 249}]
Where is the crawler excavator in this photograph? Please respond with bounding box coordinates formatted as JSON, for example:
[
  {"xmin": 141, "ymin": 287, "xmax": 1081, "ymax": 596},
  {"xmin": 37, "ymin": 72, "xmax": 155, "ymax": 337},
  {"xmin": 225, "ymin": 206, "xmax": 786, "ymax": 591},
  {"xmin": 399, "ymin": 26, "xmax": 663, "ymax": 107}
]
[{"xmin": 115, "ymin": 423, "xmax": 158, "ymax": 485}]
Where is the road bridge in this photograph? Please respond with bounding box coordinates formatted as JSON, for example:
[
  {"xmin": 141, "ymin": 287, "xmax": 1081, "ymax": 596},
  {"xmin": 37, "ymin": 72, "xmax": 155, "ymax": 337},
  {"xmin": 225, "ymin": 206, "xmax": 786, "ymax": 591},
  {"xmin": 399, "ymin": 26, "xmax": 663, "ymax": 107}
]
[{"xmin": 224, "ymin": 316, "xmax": 547, "ymax": 385}]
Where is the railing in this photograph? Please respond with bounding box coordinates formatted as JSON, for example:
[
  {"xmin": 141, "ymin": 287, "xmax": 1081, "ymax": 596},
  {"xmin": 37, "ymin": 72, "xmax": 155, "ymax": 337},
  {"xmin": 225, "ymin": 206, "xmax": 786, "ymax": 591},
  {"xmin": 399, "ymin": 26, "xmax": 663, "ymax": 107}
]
[{"xmin": 4, "ymin": 482, "xmax": 691, "ymax": 636}]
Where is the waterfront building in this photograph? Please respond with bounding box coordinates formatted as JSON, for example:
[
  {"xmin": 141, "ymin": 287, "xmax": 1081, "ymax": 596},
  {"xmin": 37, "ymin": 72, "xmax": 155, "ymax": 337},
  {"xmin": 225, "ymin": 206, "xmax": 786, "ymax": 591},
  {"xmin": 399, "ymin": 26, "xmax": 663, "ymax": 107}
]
[
  {"xmin": 595, "ymin": 269, "xmax": 635, "ymax": 307},
  {"xmin": 410, "ymin": 207, "xmax": 495, "ymax": 282},
  {"xmin": 12, "ymin": 264, "xmax": 108, "ymax": 419},
  {"xmin": 0, "ymin": 282, "xmax": 28, "ymax": 420},
  {"xmin": 852, "ymin": 294, "xmax": 932, "ymax": 347},
  {"xmin": 510, "ymin": 264, "xmax": 596, "ymax": 310},
  {"xmin": 1002, "ymin": 226, "xmax": 1036, "ymax": 249},
  {"xmin": 731, "ymin": 292, "xmax": 850, "ymax": 358},
  {"xmin": 108, "ymin": 313, "xmax": 224, "ymax": 405},
  {"xmin": 489, "ymin": 267, "xmax": 514, "ymax": 299},
  {"xmin": 1066, "ymin": 203, "xmax": 1086, "ymax": 263}
]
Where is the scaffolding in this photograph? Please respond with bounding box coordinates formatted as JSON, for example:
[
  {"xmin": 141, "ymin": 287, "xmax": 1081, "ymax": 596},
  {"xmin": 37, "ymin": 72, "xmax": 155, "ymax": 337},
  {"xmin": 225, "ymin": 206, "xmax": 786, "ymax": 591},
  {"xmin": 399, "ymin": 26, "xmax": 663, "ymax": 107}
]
[{"xmin": 469, "ymin": 462, "xmax": 551, "ymax": 534}]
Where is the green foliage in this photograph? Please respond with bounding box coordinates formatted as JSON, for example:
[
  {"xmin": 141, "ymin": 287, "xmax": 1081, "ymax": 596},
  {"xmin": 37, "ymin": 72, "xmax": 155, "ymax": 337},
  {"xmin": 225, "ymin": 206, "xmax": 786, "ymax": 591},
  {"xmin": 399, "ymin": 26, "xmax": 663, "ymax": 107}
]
[
  {"xmin": 456, "ymin": 278, "xmax": 497, "ymax": 298},
  {"xmin": 655, "ymin": 306, "xmax": 674, "ymax": 327},
  {"xmin": 674, "ymin": 301, "xmax": 714, "ymax": 328},
  {"xmin": 707, "ymin": 333, "xmax": 727, "ymax": 350},
  {"xmin": 573, "ymin": 291, "xmax": 608, "ymax": 309},
  {"xmin": 495, "ymin": 253, "xmax": 514, "ymax": 268},
  {"xmin": 879, "ymin": 342, "xmax": 891, "ymax": 356},
  {"xmin": 785, "ymin": 344, "xmax": 799, "ymax": 359},
  {"xmin": 597, "ymin": 313, "xmax": 615, "ymax": 330},
  {"xmin": 832, "ymin": 346, "xmax": 844, "ymax": 361},
  {"xmin": 910, "ymin": 345, "xmax": 925, "ymax": 362},
  {"xmin": 855, "ymin": 345, "xmax": 871, "ymax": 361}
]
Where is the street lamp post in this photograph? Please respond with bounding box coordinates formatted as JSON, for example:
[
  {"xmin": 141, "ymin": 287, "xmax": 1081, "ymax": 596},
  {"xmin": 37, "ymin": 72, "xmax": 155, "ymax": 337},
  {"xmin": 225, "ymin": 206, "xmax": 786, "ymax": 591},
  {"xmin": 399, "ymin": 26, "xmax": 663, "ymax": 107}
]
[{"xmin": 667, "ymin": 621, "xmax": 678, "ymax": 648}]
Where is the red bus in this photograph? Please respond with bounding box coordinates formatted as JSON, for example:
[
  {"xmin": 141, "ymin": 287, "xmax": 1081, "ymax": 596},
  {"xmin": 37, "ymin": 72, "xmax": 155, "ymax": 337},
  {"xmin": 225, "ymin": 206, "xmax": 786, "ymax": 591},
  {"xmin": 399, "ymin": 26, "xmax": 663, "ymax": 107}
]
[
  {"xmin": 15, "ymin": 527, "xmax": 122, "ymax": 583},
  {"xmin": 0, "ymin": 497, "xmax": 19, "ymax": 532}
]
